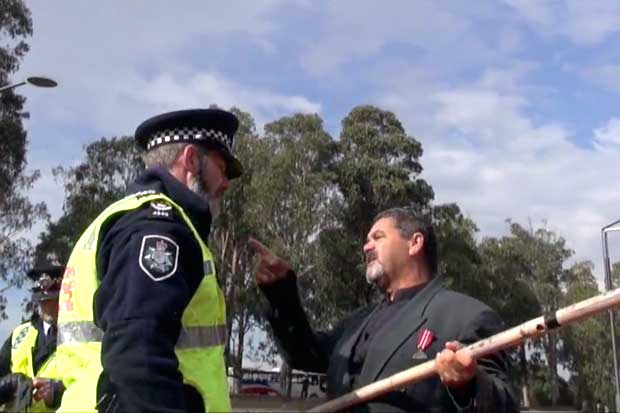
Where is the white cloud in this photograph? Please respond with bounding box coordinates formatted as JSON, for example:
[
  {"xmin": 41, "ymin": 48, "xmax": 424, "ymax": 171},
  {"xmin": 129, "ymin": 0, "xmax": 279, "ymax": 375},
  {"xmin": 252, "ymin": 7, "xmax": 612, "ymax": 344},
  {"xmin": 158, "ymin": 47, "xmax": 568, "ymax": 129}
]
[
  {"xmin": 299, "ymin": 0, "xmax": 505, "ymax": 76},
  {"xmin": 505, "ymin": 0, "xmax": 620, "ymax": 45},
  {"xmin": 594, "ymin": 117, "xmax": 620, "ymax": 149},
  {"xmin": 25, "ymin": 69, "xmax": 321, "ymax": 143},
  {"xmin": 134, "ymin": 73, "xmax": 321, "ymax": 125},
  {"xmin": 14, "ymin": 1, "xmax": 321, "ymax": 167},
  {"xmin": 16, "ymin": 1, "xmax": 297, "ymax": 136},
  {"xmin": 378, "ymin": 65, "xmax": 620, "ymax": 280}
]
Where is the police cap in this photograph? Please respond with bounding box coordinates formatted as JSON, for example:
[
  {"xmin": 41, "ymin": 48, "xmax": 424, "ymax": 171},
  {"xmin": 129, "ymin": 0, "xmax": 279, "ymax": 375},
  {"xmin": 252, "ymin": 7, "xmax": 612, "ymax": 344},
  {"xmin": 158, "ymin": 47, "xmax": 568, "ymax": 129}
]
[
  {"xmin": 134, "ymin": 108, "xmax": 243, "ymax": 179},
  {"xmin": 27, "ymin": 266, "xmax": 64, "ymax": 302}
]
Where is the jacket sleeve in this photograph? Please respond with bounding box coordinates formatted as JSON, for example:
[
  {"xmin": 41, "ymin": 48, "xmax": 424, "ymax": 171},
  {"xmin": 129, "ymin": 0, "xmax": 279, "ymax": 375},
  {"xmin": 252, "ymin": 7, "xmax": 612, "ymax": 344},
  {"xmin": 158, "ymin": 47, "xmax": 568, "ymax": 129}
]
[
  {"xmin": 451, "ymin": 309, "xmax": 519, "ymax": 413},
  {"xmin": 95, "ymin": 216, "xmax": 203, "ymax": 413},
  {"xmin": 0, "ymin": 334, "xmax": 12, "ymax": 377},
  {"xmin": 260, "ymin": 272, "xmax": 345, "ymax": 374}
]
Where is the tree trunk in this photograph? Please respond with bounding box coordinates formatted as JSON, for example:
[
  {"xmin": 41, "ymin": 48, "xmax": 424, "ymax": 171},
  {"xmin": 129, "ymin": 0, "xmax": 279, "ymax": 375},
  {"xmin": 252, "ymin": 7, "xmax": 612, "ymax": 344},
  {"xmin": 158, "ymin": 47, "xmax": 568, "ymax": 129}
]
[
  {"xmin": 236, "ymin": 312, "xmax": 246, "ymax": 372},
  {"xmin": 220, "ymin": 230, "xmax": 233, "ymax": 362},
  {"xmin": 223, "ymin": 237, "xmax": 237, "ymax": 364},
  {"xmin": 519, "ymin": 343, "xmax": 530, "ymax": 408},
  {"xmin": 280, "ymin": 360, "xmax": 293, "ymax": 398},
  {"xmin": 544, "ymin": 332, "xmax": 560, "ymax": 405}
]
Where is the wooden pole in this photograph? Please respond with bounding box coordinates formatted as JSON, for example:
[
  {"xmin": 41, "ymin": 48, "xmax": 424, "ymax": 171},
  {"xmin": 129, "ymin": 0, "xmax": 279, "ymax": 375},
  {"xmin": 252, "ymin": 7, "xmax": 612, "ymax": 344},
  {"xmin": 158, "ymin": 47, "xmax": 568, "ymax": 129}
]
[{"xmin": 309, "ymin": 287, "xmax": 620, "ymax": 412}]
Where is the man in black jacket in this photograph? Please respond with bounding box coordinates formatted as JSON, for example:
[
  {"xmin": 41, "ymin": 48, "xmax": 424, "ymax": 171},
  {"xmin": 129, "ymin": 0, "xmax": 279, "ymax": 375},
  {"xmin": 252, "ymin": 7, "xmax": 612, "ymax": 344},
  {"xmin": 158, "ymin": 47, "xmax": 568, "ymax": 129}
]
[{"xmin": 251, "ymin": 207, "xmax": 518, "ymax": 412}]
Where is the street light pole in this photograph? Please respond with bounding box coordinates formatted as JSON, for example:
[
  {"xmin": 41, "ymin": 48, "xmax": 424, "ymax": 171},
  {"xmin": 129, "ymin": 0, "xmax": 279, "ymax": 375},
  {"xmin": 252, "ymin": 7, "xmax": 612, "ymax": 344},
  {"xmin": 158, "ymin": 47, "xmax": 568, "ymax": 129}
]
[
  {"xmin": 602, "ymin": 219, "xmax": 620, "ymax": 412},
  {"xmin": 0, "ymin": 76, "xmax": 57, "ymax": 93}
]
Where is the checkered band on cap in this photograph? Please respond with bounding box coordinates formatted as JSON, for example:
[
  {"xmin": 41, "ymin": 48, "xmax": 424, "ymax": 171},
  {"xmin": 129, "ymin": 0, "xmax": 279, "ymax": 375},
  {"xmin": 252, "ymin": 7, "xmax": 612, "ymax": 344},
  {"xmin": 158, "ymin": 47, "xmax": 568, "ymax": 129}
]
[{"xmin": 146, "ymin": 127, "xmax": 232, "ymax": 151}]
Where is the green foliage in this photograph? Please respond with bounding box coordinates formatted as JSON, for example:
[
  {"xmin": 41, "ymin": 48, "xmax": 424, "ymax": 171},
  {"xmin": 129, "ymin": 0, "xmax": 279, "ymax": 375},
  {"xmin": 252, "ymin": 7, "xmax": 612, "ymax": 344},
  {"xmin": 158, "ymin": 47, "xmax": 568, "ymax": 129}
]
[
  {"xmin": 209, "ymin": 108, "xmax": 270, "ymax": 373},
  {"xmin": 561, "ymin": 261, "xmax": 615, "ymax": 407},
  {"xmin": 336, "ymin": 105, "xmax": 433, "ymax": 236},
  {"xmin": 0, "ymin": 0, "xmax": 32, "ymax": 196},
  {"xmin": 432, "ymin": 203, "xmax": 480, "ymax": 296},
  {"xmin": 0, "ymin": 0, "xmax": 47, "ymax": 319},
  {"xmin": 312, "ymin": 105, "xmax": 434, "ymax": 322},
  {"xmin": 34, "ymin": 136, "xmax": 144, "ymax": 265},
  {"xmin": 478, "ymin": 221, "xmax": 574, "ymax": 406}
]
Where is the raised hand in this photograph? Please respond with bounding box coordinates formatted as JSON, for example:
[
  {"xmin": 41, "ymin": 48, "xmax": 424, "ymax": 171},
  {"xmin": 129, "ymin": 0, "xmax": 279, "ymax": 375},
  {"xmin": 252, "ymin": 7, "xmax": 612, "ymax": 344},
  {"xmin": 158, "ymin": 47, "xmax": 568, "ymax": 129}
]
[{"xmin": 248, "ymin": 238, "xmax": 291, "ymax": 285}]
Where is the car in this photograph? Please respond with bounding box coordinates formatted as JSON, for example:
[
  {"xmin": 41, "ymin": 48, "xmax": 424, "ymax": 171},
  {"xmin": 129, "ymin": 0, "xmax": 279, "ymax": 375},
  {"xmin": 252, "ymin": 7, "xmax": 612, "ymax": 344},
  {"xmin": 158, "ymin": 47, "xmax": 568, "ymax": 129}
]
[{"xmin": 239, "ymin": 380, "xmax": 281, "ymax": 396}]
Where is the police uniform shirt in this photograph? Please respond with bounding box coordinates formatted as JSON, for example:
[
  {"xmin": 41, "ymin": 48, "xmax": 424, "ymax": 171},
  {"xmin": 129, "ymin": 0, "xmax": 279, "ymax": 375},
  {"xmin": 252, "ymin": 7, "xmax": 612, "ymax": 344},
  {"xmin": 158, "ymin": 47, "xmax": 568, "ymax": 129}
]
[{"xmin": 94, "ymin": 167, "xmax": 213, "ymax": 413}]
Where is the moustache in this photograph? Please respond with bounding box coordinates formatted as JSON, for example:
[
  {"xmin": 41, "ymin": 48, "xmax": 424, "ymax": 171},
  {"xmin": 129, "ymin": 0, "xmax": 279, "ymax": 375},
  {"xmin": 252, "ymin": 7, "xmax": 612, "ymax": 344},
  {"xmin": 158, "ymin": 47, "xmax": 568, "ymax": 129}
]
[{"xmin": 365, "ymin": 252, "xmax": 378, "ymax": 264}]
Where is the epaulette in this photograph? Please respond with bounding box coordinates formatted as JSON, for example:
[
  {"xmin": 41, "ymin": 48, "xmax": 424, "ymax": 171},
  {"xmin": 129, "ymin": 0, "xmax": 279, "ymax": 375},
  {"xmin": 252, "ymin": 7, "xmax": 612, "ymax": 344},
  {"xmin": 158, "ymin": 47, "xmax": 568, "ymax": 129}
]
[{"xmin": 147, "ymin": 200, "xmax": 176, "ymax": 220}]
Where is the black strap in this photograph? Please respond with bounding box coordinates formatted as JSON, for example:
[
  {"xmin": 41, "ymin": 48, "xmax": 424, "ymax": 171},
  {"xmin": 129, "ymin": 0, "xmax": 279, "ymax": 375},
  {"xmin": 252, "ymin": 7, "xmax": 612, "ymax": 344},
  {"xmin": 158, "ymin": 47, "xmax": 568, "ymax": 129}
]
[{"xmin": 544, "ymin": 312, "xmax": 561, "ymax": 330}]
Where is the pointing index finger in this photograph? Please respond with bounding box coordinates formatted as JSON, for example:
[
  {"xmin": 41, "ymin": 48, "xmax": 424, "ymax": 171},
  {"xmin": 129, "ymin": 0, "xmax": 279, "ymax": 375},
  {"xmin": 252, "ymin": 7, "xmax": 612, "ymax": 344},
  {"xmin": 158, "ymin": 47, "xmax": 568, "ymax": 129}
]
[{"xmin": 248, "ymin": 237, "xmax": 273, "ymax": 258}]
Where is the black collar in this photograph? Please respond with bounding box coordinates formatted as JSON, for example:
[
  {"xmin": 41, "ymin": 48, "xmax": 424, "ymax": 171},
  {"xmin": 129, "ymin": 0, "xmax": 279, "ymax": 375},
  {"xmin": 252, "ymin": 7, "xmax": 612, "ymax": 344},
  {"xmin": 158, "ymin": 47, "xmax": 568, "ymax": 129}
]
[
  {"xmin": 385, "ymin": 282, "xmax": 428, "ymax": 304},
  {"xmin": 128, "ymin": 167, "xmax": 213, "ymax": 240}
]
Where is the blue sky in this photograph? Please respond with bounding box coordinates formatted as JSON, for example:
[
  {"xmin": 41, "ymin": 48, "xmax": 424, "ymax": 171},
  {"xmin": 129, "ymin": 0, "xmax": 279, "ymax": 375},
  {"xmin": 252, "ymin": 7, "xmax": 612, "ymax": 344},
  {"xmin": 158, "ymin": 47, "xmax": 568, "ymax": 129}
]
[{"xmin": 5, "ymin": 0, "xmax": 620, "ymax": 337}]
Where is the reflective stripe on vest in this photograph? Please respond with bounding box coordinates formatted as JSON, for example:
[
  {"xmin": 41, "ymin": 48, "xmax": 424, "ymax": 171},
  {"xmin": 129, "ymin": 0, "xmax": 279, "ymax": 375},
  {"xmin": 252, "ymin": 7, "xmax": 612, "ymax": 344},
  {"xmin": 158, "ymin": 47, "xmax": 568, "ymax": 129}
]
[
  {"xmin": 58, "ymin": 321, "xmax": 227, "ymax": 349},
  {"xmin": 55, "ymin": 192, "xmax": 230, "ymax": 413},
  {"xmin": 57, "ymin": 321, "xmax": 103, "ymax": 345}
]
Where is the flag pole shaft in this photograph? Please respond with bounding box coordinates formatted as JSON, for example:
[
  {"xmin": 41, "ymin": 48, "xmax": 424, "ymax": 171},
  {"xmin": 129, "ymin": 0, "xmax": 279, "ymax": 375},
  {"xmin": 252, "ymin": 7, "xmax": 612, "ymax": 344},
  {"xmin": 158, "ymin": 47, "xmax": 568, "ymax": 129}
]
[{"xmin": 309, "ymin": 287, "xmax": 620, "ymax": 413}]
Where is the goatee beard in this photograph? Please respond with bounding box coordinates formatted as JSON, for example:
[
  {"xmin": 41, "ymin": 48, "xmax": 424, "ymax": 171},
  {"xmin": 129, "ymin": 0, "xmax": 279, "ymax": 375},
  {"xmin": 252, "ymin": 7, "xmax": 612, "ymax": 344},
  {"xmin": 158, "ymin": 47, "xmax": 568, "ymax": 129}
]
[{"xmin": 366, "ymin": 262, "xmax": 385, "ymax": 285}]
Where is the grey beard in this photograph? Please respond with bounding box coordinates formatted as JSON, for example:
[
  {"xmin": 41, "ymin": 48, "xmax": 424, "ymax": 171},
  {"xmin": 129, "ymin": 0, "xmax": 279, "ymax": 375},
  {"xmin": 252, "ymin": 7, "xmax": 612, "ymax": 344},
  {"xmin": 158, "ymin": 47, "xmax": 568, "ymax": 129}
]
[
  {"xmin": 40, "ymin": 311, "xmax": 56, "ymax": 324},
  {"xmin": 366, "ymin": 262, "xmax": 385, "ymax": 285},
  {"xmin": 189, "ymin": 174, "xmax": 221, "ymax": 220}
]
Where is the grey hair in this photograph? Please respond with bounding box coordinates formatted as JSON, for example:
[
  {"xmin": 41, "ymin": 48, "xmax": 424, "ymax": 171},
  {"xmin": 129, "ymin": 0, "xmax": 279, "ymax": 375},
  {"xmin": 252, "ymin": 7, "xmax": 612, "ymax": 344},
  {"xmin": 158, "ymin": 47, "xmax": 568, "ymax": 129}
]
[
  {"xmin": 142, "ymin": 142, "xmax": 191, "ymax": 169},
  {"xmin": 373, "ymin": 207, "xmax": 438, "ymax": 276}
]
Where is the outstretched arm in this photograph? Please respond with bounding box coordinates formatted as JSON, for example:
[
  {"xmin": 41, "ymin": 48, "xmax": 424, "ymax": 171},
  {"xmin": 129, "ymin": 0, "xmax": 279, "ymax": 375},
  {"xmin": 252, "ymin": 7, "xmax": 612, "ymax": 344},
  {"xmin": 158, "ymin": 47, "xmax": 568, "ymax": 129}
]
[{"xmin": 250, "ymin": 238, "xmax": 342, "ymax": 373}]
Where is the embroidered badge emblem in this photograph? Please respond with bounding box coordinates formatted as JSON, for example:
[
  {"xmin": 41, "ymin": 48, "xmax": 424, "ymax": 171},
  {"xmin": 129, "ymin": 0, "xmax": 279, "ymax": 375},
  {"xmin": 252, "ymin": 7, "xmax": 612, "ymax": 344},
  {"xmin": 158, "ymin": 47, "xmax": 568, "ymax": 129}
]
[{"xmin": 139, "ymin": 235, "xmax": 179, "ymax": 281}]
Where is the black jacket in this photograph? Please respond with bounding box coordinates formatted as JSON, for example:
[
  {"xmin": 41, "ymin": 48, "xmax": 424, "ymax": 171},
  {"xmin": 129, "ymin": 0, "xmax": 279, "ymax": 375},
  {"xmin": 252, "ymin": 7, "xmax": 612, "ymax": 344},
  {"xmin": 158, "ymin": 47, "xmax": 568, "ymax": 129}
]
[
  {"xmin": 94, "ymin": 167, "xmax": 213, "ymax": 413},
  {"xmin": 262, "ymin": 275, "xmax": 519, "ymax": 413}
]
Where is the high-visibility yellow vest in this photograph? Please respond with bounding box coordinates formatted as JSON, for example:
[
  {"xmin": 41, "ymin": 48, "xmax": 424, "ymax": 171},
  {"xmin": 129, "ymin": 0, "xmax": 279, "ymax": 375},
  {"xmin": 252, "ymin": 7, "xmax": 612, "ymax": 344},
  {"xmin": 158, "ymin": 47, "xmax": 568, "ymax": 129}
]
[
  {"xmin": 10, "ymin": 322, "xmax": 38, "ymax": 378},
  {"xmin": 9, "ymin": 322, "xmax": 58, "ymax": 412},
  {"xmin": 54, "ymin": 191, "xmax": 230, "ymax": 413}
]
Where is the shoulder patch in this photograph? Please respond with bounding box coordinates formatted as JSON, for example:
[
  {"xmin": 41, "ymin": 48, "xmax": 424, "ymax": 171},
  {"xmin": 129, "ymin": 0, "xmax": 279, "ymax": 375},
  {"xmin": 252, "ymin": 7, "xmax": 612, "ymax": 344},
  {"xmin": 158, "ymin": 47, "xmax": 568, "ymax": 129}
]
[{"xmin": 139, "ymin": 235, "xmax": 179, "ymax": 281}]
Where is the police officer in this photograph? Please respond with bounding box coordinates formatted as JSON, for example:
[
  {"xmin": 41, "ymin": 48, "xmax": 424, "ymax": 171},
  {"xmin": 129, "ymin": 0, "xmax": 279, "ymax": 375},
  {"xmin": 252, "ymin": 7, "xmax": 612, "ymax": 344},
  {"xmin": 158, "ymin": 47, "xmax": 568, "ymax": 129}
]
[
  {"xmin": 0, "ymin": 266, "xmax": 65, "ymax": 411},
  {"xmin": 53, "ymin": 108, "xmax": 242, "ymax": 413}
]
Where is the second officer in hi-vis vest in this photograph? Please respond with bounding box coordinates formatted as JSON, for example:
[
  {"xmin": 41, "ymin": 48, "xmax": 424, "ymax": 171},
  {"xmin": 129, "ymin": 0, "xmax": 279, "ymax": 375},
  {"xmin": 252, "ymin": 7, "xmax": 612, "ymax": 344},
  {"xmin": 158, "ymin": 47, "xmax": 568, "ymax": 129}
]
[
  {"xmin": 53, "ymin": 108, "xmax": 243, "ymax": 413},
  {"xmin": 0, "ymin": 266, "xmax": 65, "ymax": 411}
]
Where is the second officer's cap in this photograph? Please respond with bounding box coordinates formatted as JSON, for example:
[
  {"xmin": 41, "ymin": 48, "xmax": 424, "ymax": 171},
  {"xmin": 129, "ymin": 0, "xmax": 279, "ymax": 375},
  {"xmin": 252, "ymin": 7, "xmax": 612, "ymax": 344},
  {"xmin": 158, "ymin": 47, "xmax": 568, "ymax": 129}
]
[{"xmin": 27, "ymin": 266, "xmax": 64, "ymax": 302}]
